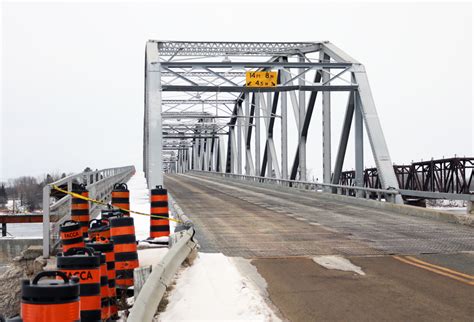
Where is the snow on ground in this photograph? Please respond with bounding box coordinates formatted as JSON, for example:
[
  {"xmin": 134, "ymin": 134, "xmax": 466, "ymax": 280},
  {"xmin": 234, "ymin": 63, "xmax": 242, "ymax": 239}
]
[
  {"xmin": 429, "ymin": 207, "xmax": 468, "ymax": 214},
  {"xmin": 128, "ymin": 172, "xmax": 151, "ymax": 241},
  {"xmin": 157, "ymin": 253, "xmax": 280, "ymax": 322},
  {"xmin": 313, "ymin": 255, "xmax": 365, "ymax": 276},
  {"xmin": 138, "ymin": 247, "xmax": 169, "ymax": 267}
]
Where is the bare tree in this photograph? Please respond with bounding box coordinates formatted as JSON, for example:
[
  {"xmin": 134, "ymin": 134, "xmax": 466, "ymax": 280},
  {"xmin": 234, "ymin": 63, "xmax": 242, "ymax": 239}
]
[
  {"xmin": 0, "ymin": 183, "xmax": 7, "ymax": 207},
  {"xmin": 12, "ymin": 176, "xmax": 42, "ymax": 211}
]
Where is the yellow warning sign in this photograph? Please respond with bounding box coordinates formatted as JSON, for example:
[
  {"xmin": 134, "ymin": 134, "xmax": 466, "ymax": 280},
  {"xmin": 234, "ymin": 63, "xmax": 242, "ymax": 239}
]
[{"xmin": 246, "ymin": 71, "xmax": 278, "ymax": 87}]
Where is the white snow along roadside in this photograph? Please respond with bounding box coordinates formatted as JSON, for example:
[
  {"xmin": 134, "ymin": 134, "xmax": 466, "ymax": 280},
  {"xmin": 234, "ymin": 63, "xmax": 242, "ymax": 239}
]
[{"xmin": 157, "ymin": 253, "xmax": 281, "ymax": 321}]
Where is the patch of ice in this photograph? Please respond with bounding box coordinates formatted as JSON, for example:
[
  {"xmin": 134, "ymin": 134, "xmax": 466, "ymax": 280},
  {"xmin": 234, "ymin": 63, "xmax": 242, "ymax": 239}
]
[
  {"xmin": 157, "ymin": 253, "xmax": 280, "ymax": 321},
  {"xmin": 313, "ymin": 255, "xmax": 365, "ymax": 275}
]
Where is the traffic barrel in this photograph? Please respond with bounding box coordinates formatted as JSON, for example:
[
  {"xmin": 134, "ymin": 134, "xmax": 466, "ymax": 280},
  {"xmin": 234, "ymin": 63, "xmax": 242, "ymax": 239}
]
[
  {"xmin": 110, "ymin": 216, "xmax": 139, "ymax": 289},
  {"xmin": 98, "ymin": 252, "xmax": 110, "ymax": 320},
  {"xmin": 21, "ymin": 271, "xmax": 80, "ymax": 322},
  {"xmin": 112, "ymin": 183, "xmax": 130, "ymax": 216},
  {"xmin": 88, "ymin": 219, "xmax": 111, "ymax": 242},
  {"xmin": 71, "ymin": 184, "xmax": 89, "ymax": 238},
  {"xmin": 57, "ymin": 247, "xmax": 101, "ymax": 322},
  {"xmin": 59, "ymin": 220, "xmax": 84, "ymax": 252},
  {"xmin": 150, "ymin": 185, "xmax": 170, "ymax": 239},
  {"xmin": 86, "ymin": 240, "xmax": 117, "ymax": 320}
]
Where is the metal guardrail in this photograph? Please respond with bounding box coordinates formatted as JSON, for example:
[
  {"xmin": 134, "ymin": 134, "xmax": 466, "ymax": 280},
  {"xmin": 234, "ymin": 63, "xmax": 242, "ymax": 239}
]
[
  {"xmin": 398, "ymin": 189, "xmax": 474, "ymax": 202},
  {"xmin": 42, "ymin": 165, "xmax": 136, "ymax": 258},
  {"xmin": 128, "ymin": 227, "xmax": 197, "ymax": 322},
  {"xmin": 191, "ymin": 170, "xmax": 400, "ymax": 202},
  {"xmin": 191, "ymin": 171, "xmax": 474, "ymax": 204}
]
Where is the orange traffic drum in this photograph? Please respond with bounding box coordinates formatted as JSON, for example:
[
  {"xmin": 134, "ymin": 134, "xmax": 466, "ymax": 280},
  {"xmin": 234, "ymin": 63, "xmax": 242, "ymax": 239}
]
[
  {"xmin": 21, "ymin": 271, "xmax": 80, "ymax": 322},
  {"xmin": 59, "ymin": 220, "xmax": 84, "ymax": 252},
  {"xmin": 57, "ymin": 247, "xmax": 101, "ymax": 322}
]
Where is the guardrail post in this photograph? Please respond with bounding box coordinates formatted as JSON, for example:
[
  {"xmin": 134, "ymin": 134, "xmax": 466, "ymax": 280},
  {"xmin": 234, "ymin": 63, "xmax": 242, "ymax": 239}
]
[{"xmin": 42, "ymin": 185, "xmax": 51, "ymax": 258}]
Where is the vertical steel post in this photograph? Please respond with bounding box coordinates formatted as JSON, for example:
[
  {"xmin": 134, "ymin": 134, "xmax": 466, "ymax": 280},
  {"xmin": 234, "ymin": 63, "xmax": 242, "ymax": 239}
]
[
  {"xmin": 237, "ymin": 103, "xmax": 243, "ymax": 174},
  {"xmin": 322, "ymin": 52, "xmax": 332, "ymax": 185},
  {"xmin": 219, "ymin": 135, "xmax": 226, "ymax": 173},
  {"xmin": 199, "ymin": 138, "xmax": 205, "ymax": 170},
  {"xmin": 204, "ymin": 133, "xmax": 211, "ymax": 171},
  {"xmin": 255, "ymin": 93, "xmax": 261, "ymax": 176},
  {"xmin": 145, "ymin": 42, "xmax": 163, "ymax": 188},
  {"xmin": 298, "ymin": 56, "xmax": 306, "ymax": 180},
  {"xmin": 281, "ymin": 73, "xmax": 288, "ymax": 180},
  {"xmin": 191, "ymin": 142, "xmax": 195, "ymax": 170},
  {"xmin": 42, "ymin": 185, "xmax": 51, "ymax": 258},
  {"xmin": 355, "ymin": 90, "xmax": 364, "ymax": 190},
  {"xmin": 229, "ymin": 127, "xmax": 235, "ymax": 173},
  {"xmin": 213, "ymin": 138, "xmax": 219, "ymax": 171}
]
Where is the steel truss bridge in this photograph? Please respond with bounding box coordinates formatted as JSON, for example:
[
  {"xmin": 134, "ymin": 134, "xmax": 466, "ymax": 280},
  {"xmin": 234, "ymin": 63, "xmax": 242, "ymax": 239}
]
[
  {"xmin": 340, "ymin": 157, "xmax": 474, "ymax": 197},
  {"xmin": 34, "ymin": 40, "xmax": 473, "ymax": 321},
  {"xmin": 144, "ymin": 40, "xmax": 473, "ymax": 206}
]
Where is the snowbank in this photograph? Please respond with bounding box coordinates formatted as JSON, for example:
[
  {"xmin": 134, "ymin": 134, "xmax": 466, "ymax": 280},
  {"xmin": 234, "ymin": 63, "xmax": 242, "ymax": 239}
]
[
  {"xmin": 137, "ymin": 247, "xmax": 169, "ymax": 267},
  {"xmin": 157, "ymin": 253, "xmax": 280, "ymax": 322},
  {"xmin": 128, "ymin": 172, "xmax": 151, "ymax": 241}
]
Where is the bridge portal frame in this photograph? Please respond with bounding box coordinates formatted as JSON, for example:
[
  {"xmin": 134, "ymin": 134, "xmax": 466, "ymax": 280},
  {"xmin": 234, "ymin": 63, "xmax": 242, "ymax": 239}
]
[{"xmin": 144, "ymin": 41, "xmax": 402, "ymax": 202}]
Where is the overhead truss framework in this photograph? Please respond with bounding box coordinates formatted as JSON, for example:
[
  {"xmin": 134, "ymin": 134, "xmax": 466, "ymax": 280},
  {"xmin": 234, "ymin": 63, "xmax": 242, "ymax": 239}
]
[{"xmin": 144, "ymin": 41, "xmax": 402, "ymax": 202}]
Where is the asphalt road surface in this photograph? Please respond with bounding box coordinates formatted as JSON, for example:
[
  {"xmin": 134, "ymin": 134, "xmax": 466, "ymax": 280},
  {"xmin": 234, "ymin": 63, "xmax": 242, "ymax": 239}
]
[{"xmin": 165, "ymin": 173, "xmax": 474, "ymax": 321}]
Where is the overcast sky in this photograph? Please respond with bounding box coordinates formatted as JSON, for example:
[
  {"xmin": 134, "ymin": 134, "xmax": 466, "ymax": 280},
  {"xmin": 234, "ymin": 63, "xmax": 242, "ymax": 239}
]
[{"xmin": 1, "ymin": 1, "xmax": 472, "ymax": 181}]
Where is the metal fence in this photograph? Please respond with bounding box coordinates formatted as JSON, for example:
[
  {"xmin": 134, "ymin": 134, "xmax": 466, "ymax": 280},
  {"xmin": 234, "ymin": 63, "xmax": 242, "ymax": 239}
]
[{"xmin": 42, "ymin": 166, "xmax": 136, "ymax": 258}]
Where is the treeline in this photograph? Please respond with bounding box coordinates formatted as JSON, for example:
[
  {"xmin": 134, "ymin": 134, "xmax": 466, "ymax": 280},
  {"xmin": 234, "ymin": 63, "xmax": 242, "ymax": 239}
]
[{"xmin": 0, "ymin": 172, "xmax": 69, "ymax": 211}]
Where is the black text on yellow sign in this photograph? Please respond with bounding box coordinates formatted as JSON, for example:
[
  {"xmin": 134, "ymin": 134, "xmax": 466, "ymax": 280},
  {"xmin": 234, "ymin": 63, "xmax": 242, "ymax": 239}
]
[{"xmin": 246, "ymin": 71, "xmax": 278, "ymax": 87}]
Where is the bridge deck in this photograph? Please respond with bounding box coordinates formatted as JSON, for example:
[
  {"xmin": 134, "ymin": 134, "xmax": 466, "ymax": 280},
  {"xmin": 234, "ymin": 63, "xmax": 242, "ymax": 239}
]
[
  {"xmin": 165, "ymin": 173, "xmax": 473, "ymax": 257},
  {"xmin": 165, "ymin": 173, "xmax": 473, "ymax": 321}
]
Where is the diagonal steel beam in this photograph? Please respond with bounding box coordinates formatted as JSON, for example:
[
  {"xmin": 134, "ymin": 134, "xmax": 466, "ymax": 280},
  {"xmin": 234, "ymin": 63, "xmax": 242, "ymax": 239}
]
[
  {"xmin": 290, "ymin": 70, "xmax": 323, "ymax": 180},
  {"xmin": 259, "ymin": 72, "xmax": 282, "ymax": 178},
  {"xmin": 332, "ymin": 91, "xmax": 355, "ymax": 185}
]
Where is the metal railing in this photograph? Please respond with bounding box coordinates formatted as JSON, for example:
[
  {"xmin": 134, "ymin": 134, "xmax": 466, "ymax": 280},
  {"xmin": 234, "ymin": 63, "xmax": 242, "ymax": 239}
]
[
  {"xmin": 42, "ymin": 165, "xmax": 136, "ymax": 258},
  {"xmin": 191, "ymin": 170, "xmax": 400, "ymax": 202},
  {"xmin": 190, "ymin": 171, "xmax": 474, "ymax": 211}
]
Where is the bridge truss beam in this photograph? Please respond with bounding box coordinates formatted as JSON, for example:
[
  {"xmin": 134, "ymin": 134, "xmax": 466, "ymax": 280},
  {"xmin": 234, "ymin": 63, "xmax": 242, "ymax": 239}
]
[{"xmin": 144, "ymin": 41, "xmax": 402, "ymax": 202}]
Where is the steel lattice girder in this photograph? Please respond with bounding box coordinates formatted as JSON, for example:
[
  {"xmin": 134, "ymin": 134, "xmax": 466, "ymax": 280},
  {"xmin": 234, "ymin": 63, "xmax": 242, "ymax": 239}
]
[
  {"xmin": 144, "ymin": 40, "xmax": 402, "ymax": 203},
  {"xmin": 153, "ymin": 41, "xmax": 321, "ymax": 56}
]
